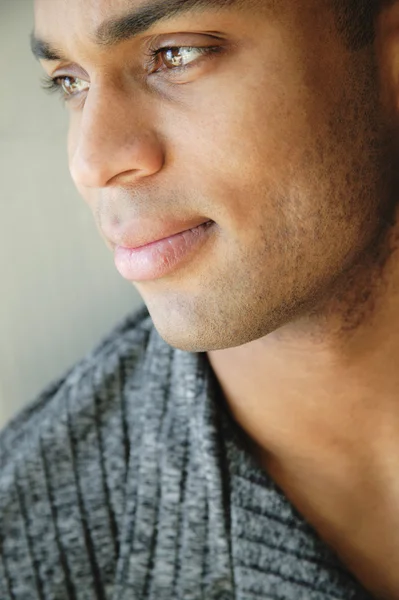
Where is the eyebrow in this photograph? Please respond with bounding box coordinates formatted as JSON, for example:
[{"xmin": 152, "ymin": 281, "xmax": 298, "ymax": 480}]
[{"xmin": 31, "ymin": 0, "xmax": 243, "ymax": 61}]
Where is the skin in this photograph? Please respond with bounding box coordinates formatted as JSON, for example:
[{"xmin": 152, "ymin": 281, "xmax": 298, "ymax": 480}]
[{"xmin": 34, "ymin": 0, "xmax": 399, "ymax": 596}]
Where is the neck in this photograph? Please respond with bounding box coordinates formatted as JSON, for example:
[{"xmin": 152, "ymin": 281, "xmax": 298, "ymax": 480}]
[{"xmin": 207, "ymin": 213, "xmax": 399, "ymax": 467}]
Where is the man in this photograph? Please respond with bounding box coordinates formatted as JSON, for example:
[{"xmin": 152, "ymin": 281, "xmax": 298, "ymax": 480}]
[{"xmin": 1, "ymin": 0, "xmax": 398, "ymax": 597}]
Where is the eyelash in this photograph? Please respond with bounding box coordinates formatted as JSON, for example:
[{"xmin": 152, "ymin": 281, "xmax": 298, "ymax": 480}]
[{"xmin": 40, "ymin": 45, "xmax": 222, "ymax": 101}]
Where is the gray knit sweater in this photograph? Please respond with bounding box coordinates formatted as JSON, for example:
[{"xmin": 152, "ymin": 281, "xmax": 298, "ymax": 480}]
[{"xmin": 0, "ymin": 304, "xmax": 374, "ymax": 599}]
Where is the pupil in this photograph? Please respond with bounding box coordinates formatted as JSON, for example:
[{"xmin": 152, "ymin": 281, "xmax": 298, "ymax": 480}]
[
  {"xmin": 63, "ymin": 77, "xmax": 74, "ymax": 94},
  {"xmin": 166, "ymin": 48, "xmax": 184, "ymax": 67}
]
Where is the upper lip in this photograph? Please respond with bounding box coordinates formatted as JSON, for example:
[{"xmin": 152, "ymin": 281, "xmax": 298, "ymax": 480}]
[{"xmin": 105, "ymin": 217, "xmax": 212, "ymax": 250}]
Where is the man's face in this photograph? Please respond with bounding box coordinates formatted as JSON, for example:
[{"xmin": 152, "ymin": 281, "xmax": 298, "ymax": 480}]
[{"xmin": 34, "ymin": 0, "xmax": 398, "ymax": 351}]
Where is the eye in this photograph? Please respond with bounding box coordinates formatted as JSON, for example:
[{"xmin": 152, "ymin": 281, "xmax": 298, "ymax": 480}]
[
  {"xmin": 41, "ymin": 74, "xmax": 89, "ymax": 100},
  {"xmin": 161, "ymin": 47, "xmax": 207, "ymax": 69},
  {"xmin": 149, "ymin": 46, "xmax": 221, "ymax": 74},
  {"xmin": 58, "ymin": 76, "xmax": 89, "ymax": 97}
]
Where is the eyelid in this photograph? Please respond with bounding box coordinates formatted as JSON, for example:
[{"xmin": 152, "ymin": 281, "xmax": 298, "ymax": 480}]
[
  {"xmin": 144, "ymin": 32, "xmax": 227, "ymax": 57},
  {"xmin": 47, "ymin": 60, "xmax": 89, "ymax": 80},
  {"xmin": 144, "ymin": 31, "xmax": 227, "ymax": 47}
]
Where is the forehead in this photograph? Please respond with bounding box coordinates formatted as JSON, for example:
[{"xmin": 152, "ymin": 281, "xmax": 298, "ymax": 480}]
[
  {"xmin": 34, "ymin": 0, "xmax": 141, "ymax": 22},
  {"xmin": 34, "ymin": 0, "xmax": 249, "ymax": 32},
  {"xmin": 34, "ymin": 0, "xmax": 143, "ymax": 39}
]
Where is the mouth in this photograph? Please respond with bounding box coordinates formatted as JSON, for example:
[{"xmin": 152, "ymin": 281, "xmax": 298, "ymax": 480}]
[{"xmin": 113, "ymin": 219, "xmax": 215, "ymax": 282}]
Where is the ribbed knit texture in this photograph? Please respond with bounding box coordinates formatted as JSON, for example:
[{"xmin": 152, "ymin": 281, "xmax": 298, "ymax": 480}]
[{"xmin": 0, "ymin": 304, "xmax": 374, "ymax": 599}]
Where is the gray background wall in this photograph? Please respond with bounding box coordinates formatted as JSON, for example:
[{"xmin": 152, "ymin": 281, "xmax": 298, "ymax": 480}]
[{"xmin": 0, "ymin": 0, "xmax": 143, "ymax": 429}]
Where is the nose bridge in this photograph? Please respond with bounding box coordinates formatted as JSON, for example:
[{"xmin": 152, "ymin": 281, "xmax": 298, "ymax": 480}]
[{"xmin": 69, "ymin": 87, "xmax": 164, "ymax": 189}]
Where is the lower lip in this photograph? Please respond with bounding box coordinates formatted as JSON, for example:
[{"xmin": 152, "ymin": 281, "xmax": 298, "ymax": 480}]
[{"xmin": 114, "ymin": 220, "xmax": 215, "ymax": 281}]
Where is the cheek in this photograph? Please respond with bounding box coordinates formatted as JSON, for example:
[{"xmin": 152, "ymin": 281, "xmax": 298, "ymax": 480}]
[{"xmin": 165, "ymin": 76, "xmax": 316, "ymax": 234}]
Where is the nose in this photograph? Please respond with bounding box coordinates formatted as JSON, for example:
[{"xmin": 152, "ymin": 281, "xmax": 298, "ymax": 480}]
[{"xmin": 69, "ymin": 87, "xmax": 165, "ymax": 189}]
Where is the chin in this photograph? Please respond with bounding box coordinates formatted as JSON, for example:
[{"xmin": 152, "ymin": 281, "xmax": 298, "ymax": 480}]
[
  {"xmin": 140, "ymin": 277, "xmax": 306, "ymax": 352},
  {"xmin": 150, "ymin": 314, "xmax": 212, "ymax": 353},
  {"xmin": 146, "ymin": 302, "xmax": 266, "ymax": 353}
]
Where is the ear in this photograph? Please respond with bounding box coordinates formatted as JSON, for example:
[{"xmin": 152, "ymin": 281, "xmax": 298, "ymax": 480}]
[{"xmin": 376, "ymin": 2, "xmax": 399, "ymax": 113}]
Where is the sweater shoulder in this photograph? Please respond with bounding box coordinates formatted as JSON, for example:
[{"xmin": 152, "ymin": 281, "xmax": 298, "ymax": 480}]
[{"xmin": 0, "ymin": 303, "xmax": 153, "ymax": 471}]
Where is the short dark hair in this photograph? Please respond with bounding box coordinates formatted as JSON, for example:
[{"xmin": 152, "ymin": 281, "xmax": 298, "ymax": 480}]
[{"xmin": 333, "ymin": 0, "xmax": 380, "ymax": 50}]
